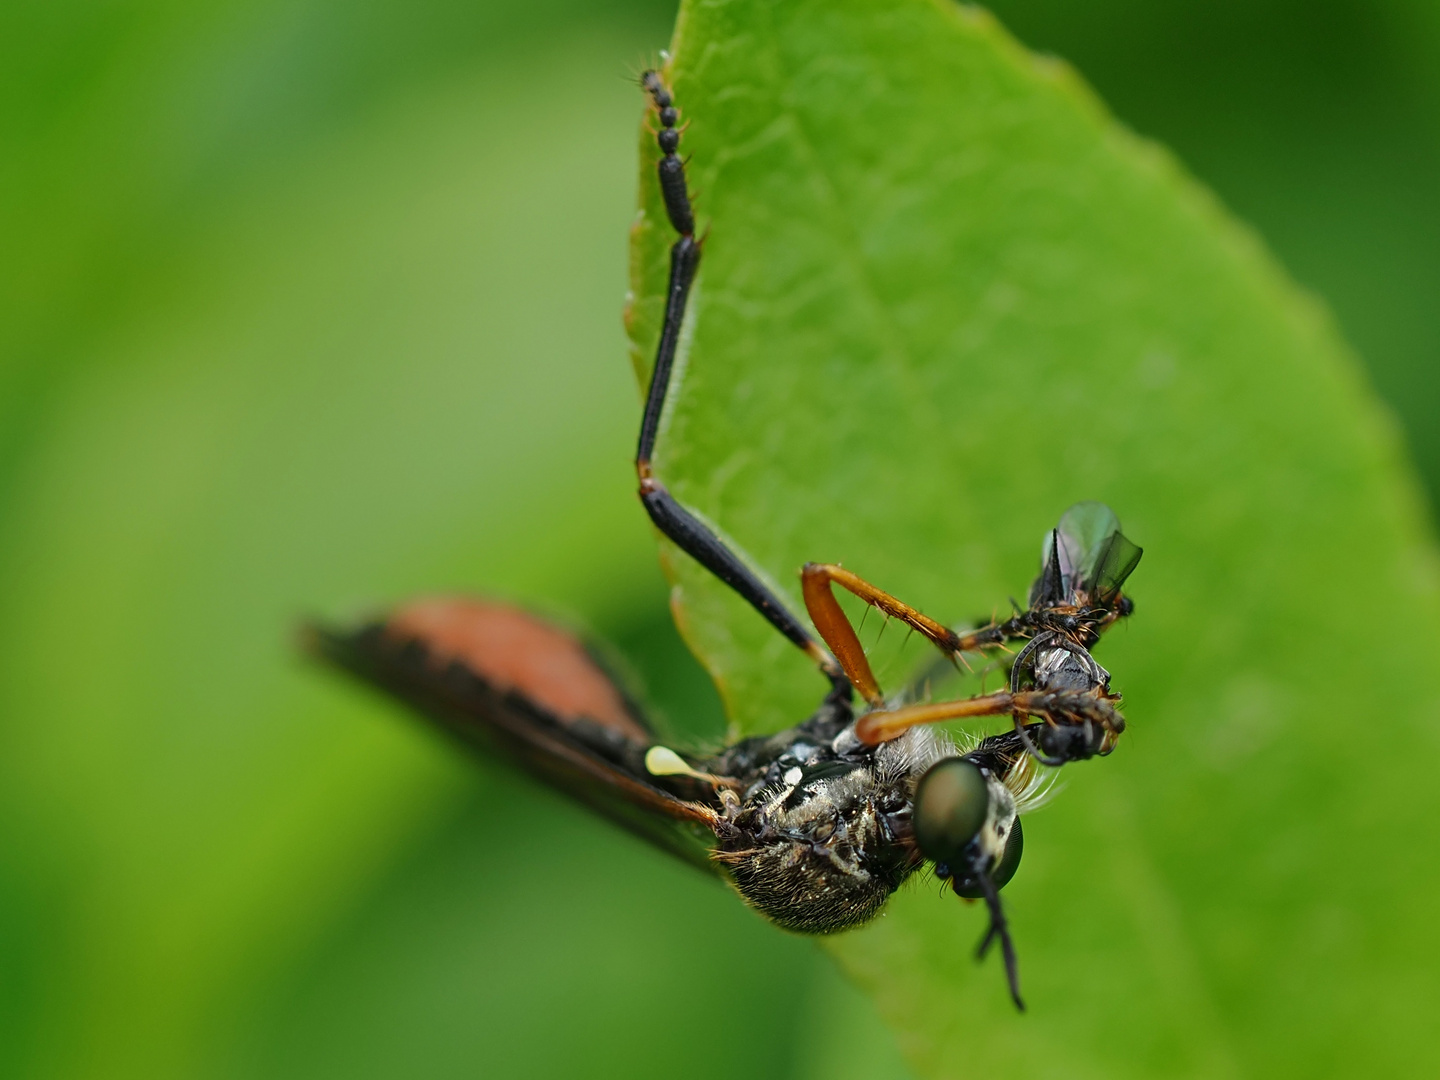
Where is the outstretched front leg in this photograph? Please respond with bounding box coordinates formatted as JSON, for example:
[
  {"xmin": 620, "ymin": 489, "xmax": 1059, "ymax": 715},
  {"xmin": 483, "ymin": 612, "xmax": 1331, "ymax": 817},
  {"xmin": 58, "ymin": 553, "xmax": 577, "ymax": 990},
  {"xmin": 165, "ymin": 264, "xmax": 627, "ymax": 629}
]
[
  {"xmin": 855, "ymin": 687, "xmax": 1124, "ymax": 765},
  {"xmin": 797, "ymin": 562, "xmax": 1123, "ymax": 763},
  {"xmin": 633, "ymin": 71, "xmax": 849, "ymax": 701},
  {"xmin": 800, "ymin": 562, "xmax": 1034, "ymax": 706}
]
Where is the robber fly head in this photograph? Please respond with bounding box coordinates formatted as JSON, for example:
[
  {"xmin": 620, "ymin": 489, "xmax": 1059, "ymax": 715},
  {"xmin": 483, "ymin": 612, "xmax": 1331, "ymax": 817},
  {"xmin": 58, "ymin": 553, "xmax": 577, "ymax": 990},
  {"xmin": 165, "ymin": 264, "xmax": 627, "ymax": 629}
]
[
  {"xmin": 914, "ymin": 756, "xmax": 1022, "ymax": 895},
  {"xmin": 907, "ymin": 735, "xmax": 1056, "ymax": 1009}
]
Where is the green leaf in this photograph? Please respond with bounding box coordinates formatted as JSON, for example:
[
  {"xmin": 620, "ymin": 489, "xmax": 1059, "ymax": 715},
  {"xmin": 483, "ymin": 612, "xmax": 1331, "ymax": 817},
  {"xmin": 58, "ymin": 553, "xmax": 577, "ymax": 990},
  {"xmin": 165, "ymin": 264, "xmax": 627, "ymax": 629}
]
[{"xmin": 628, "ymin": 0, "xmax": 1440, "ymax": 1073}]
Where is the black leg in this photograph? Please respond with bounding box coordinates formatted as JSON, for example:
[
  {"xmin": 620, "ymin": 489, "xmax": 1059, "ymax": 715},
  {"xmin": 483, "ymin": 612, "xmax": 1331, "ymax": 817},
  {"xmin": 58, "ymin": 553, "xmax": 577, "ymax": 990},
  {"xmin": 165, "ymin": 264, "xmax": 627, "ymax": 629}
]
[
  {"xmin": 975, "ymin": 869, "xmax": 1025, "ymax": 1011},
  {"xmin": 634, "ymin": 71, "xmax": 847, "ymax": 699}
]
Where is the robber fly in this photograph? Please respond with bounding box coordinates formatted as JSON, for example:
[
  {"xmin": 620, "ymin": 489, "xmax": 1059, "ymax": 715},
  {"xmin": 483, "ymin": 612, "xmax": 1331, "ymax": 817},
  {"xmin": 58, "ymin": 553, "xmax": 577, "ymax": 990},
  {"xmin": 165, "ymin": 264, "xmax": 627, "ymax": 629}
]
[{"xmin": 309, "ymin": 70, "xmax": 1142, "ymax": 1011}]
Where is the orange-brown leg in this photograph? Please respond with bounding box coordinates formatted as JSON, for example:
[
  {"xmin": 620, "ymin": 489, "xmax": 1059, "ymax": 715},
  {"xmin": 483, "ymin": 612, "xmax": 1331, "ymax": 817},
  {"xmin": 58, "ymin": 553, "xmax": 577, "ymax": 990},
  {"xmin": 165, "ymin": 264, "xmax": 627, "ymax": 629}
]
[
  {"xmin": 803, "ymin": 563, "xmax": 964, "ymax": 657},
  {"xmin": 855, "ymin": 688, "xmax": 1123, "ymax": 746},
  {"xmin": 800, "ymin": 562, "xmax": 1000, "ymax": 707},
  {"xmin": 800, "ymin": 563, "xmax": 887, "ymax": 706},
  {"xmin": 801, "ymin": 562, "xmax": 1024, "ymax": 668},
  {"xmin": 856, "ymin": 691, "xmax": 1017, "ymax": 744}
]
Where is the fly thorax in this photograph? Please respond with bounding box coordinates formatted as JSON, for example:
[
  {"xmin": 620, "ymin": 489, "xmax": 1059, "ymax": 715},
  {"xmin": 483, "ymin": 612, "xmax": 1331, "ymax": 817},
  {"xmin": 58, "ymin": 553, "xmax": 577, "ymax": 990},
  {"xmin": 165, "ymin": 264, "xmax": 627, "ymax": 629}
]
[
  {"xmin": 714, "ymin": 726, "xmax": 935, "ymax": 934},
  {"xmin": 1031, "ymin": 638, "xmax": 1109, "ymax": 693}
]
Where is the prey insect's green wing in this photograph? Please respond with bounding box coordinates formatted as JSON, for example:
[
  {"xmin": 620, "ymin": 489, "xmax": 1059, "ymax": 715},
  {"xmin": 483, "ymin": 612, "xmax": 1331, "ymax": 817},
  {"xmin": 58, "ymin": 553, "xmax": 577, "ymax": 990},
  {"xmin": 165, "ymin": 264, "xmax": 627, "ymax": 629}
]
[{"xmin": 1044, "ymin": 501, "xmax": 1142, "ymax": 606}]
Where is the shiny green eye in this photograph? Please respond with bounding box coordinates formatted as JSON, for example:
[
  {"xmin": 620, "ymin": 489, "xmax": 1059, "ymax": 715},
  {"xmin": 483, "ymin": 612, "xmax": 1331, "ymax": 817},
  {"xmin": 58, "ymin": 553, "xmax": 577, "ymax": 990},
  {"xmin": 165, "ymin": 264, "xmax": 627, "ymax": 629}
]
[{"xmin": 914, "ymin": 758, "xmax": 989, "ymax": 866}]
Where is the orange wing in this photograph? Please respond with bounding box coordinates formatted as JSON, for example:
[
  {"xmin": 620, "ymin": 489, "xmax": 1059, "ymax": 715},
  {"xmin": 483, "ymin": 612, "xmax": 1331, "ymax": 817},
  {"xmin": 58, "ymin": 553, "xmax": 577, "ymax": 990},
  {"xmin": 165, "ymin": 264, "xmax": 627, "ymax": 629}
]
[
  {"xmin": 307, "ymin": 598, "xmax": 720, "ymax": 872},
  {"xmin": 384, "ymin": 598, "xmax": 651, "ymax": 742}
]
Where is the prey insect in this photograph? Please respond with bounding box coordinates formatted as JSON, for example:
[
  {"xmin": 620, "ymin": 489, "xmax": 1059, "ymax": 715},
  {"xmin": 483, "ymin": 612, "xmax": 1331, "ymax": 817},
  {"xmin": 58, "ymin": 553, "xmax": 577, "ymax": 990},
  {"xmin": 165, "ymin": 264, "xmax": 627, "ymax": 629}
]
[{"xmin": 310, "ymin": 69, "xmax": 1142, "ymax": 1011}]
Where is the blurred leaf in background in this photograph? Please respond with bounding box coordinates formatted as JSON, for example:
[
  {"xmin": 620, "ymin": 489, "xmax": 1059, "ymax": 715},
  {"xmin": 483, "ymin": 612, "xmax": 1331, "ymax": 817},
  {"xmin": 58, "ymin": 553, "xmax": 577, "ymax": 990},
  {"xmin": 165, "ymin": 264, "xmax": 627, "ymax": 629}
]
[
  {"xmin": 0, "ymin": 0, "xmax": 902, "ymax": 1077},
  {"xmin": 984, "ymin": 0, "xmax": 1440, "ymax": 502},
  {"xmin": 3, "ymin": 0, "xmax": 1440, "ymax": 1078}
]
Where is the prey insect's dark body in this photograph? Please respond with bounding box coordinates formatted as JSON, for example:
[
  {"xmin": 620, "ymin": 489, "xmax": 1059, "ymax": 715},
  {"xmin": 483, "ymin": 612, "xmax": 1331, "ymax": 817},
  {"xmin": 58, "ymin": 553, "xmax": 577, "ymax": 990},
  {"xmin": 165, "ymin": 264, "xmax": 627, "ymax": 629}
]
[{"xmin": 311, "ymin": 69, "xmax": 1143, "ymax": 1012}]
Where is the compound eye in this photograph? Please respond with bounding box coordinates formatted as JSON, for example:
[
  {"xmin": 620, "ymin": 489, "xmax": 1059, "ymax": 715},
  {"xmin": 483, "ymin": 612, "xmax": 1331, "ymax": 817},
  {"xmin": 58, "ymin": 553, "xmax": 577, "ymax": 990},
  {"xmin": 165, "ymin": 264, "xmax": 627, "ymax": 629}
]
[
  {"xmin": 914, "ymin": 758, "xmax": 989, "ymax": 867},
  {"xmin": 950, "ymin": 816, "xmax": 1024, "ymax": 899},
  {"xmin": 992, "ymin": 814, "xmax": 1023, "ymax": 888}
]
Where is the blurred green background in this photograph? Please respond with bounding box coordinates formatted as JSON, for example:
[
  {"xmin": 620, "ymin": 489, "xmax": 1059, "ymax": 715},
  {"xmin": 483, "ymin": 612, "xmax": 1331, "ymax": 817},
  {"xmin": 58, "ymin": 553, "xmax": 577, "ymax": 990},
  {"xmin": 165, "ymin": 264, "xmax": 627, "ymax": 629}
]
[{"xmin": 3, "ymin": 1, "xmax": 1438, "ymax": 1077}]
